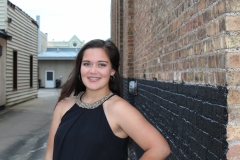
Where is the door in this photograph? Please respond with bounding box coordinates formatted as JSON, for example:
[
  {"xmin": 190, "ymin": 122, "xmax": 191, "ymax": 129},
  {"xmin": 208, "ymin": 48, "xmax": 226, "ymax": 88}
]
[{"xmin": 45, "ymin": 70, "xmax": 54, "ymax": 88}]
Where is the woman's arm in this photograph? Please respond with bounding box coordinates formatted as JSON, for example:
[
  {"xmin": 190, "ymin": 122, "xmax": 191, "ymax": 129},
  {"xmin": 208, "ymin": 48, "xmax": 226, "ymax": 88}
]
[
  {"xmin": 114, "ymin": 99, "xmax": 170, "ymax": 160},
  {"xmin": 44, "ymin": 97, "xmax": 75, "ymax": 160},
  {"xmin": 44, "ymin": 102, "xmax": 62, "ymax": 160}
]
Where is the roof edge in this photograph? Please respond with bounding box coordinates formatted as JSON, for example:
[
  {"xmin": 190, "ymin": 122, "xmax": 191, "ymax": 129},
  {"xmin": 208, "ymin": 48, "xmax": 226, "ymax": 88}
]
[{"xmin": 7, "ymin": 0, "xmax": 39, "ymax": 28}]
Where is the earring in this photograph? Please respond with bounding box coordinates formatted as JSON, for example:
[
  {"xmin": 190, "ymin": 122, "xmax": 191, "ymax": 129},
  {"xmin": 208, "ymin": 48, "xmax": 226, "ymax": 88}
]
[{"xmin": 110, "ymin": 75, "xmax": 115, "ymax": 82}]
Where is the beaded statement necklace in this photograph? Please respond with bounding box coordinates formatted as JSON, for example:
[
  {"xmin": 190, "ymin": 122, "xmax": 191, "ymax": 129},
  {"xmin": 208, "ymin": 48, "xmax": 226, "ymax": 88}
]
[{"xmin": 76, "ymin": 91, "xmax": 114, "ymax": 109}]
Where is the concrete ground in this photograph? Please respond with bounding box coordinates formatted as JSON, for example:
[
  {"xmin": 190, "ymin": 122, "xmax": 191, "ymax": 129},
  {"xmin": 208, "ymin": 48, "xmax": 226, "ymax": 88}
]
[{"xmin": 0, "ymin": 89, "xmax": 61, "ymax": 160}]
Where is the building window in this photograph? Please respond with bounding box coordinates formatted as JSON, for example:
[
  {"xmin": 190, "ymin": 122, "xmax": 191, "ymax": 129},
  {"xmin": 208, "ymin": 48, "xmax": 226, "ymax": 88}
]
[
  {"xmin": 30, "ymin": 55, "xmax": 33, "ymax": 87},
  {"xmin": 13, "ymin": 51, "xmax": 17, "ymax": 90},
  {"xmin": 72, "ymin": 42, "xmax": 77, "ymax": 47}
]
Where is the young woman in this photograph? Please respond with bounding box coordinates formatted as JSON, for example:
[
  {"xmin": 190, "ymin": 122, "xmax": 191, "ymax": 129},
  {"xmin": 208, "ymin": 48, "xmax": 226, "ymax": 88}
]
[{"xmin": 45, "ymin": 39, "xmax": 170, "ymax": 160}]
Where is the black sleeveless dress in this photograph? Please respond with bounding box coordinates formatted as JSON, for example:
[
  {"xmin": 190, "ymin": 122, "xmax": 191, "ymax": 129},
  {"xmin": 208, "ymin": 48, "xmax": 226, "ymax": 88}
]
[{"xmin": 53, "ymin": 95, "xmax": 129, "ymax": 160}]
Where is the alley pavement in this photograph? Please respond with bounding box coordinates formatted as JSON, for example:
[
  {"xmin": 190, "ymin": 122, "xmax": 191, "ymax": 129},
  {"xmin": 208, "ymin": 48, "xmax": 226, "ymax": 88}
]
[{"xmin": 0, "ymin": 89, "xmax": 61, "ymax": 160}]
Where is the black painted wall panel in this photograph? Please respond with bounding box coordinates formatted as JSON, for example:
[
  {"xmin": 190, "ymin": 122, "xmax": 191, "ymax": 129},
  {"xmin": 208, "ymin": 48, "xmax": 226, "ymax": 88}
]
[{"xmin": 124, "ymin": 78, "xmax": 228, "ymax": 160}]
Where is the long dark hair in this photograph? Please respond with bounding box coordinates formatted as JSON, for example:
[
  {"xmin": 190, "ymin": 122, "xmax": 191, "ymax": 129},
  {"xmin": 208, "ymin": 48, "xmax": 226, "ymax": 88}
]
[{"xmin": 57, "ymin": 39, "xmax": 122, "ymax": 103}]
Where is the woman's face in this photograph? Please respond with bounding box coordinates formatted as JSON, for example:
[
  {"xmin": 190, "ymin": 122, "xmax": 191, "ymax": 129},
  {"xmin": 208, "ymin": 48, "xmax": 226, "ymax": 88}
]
[{"xmin": 80, "ymin": 48, "xmax": 115, "ymax": 92}]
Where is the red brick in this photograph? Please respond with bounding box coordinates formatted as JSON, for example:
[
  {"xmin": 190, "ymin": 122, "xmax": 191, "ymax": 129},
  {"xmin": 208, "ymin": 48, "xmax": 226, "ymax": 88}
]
[
  {"xmin": 173, "ymin": 20, "xmax": 178, "ymax": 30},
  {"xmin": 213, "ymin": 20, "xmax": 220, "ymax": 34},
  {"xmin": 203, "ymin": 9, "xmax": 212, "ymax": 24},
  {"xmin": 213, "ymin": 36, "xmax": 226, "ymax": 50},
  {"xmin": 172, "ymin": 52, "xmax": 179, "ymax": 60},
  {"xmin": 188, "ymin": 58, "xmax": 194, "ymax": 68},
  {"xmin": 217, "ymin": 54, "xmax": 226, "ymax": 68},
  {"xmin": 183, "ymin": 36, "xmax": 188, "ymax": 46},
  {"xmin": 215, "ymin": 71, "xmax": 226, "ymax": 85},
  {"xmin": 209, "ymin": 71, "xmax": 215, "ymax": 84},
  {"xmin": 198, "ymin": 14, "xmax": 204, "ymax": 26},
  {"xmin": 226, "ymin": 52, "xmax": 240, "ymax": 68},
  {"xmin": 179, "ymin": 25, "xmax": 187, "ymax": 36},
  {"xmin": 206, "ymin": 20, "xmax": 219, "ymax": 36},
  {"xmin": 189, "ymin": 32, "xmax": 197, "ymax": 43},
  {"xmin": 227, "ymin": 71, "xmax": 240, "ymax": 86},
  {"xmin": 184, "ymin": 10, "xmax": 191, "ymax": 22},
  {"xmin": 178, "ymin": 62, "xmax": 183, "ymax": 70},
  {"xmin": 219, "ymin": 18, "xmax": 226, "ymax": 32},
  {"xmin": 206, "ymin": 39, "xmax": 213, "ymax": 52},
  {"xmin": 183, "ymin": 59, "xmax": 189, "ymax": 69},
  {"xmin": 208, "ymin": 55, "xmax": 217, "ymax": 68},
  {"xmin": 204, "ymin": 71, "xmax": 209, "ymax": 84},
  {"xmin": 197, "ymin": 28, "xmax": 206, "ymax": 40},
  {"xmin": 190, "ymin": 3, "xmax": 198, "ymax": 16},
  {"xmin": 193, "ymin": 16, "xmax": 199, "ymax": 29},
  {"xmin": 228, "ymin": 106, "xmax": 240, "ymax": 123},
  {"xmin": 226, "ymin": 16, "xmax": 240, "ymax": 31},
  {"xmin": 186, "ymin": 21, "xmax": 193, "ymax": 32},
  {"xmin": 198, "ymin": 56, "xmax": 207, "ymax": 68},
  {"xmin": 181, "ymin": 72, "xmax": 188, "ymax": 81},
  {"xmin": 178, "ymin": 39, "xmax": 183, "ymax": 48},
  {"xmin": 194, "ymin": 42, "xmax": 202, "ymax": 55},
  {"xmin": 189, "ymin": 46, "xmax": 194, "ymax": 56},
  {"xmin": 227, "ymin": 144, "xmax": 240, "ymax": 160},
  {"xmin": 178, "ymin": 3, "xmax": 184, "ymax": 15},
  {"xmin": 168, "ymin": 72, "xmax": 174, "ymax": 80},
  {"xmin": 228, "ymin": 90, "xmax": 240, "ymax": 105},
  {"xmin": 213, "ymin": 1, "xmax": 226, "ymax": 18},
  {"xmin": 188, "ymin": 72, "xmax": 195, "ymax": 82},
  {"xmin": 195, "ymin": 72, "xmax": 204, "ymax": 83},
  {"xmin": 198, "ymin": 0, "xmax": 206, "ymax": 11}
]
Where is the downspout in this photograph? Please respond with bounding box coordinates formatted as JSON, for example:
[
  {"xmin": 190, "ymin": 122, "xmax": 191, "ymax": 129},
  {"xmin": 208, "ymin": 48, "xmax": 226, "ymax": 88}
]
[{"xmin": 36, "ymin": 15, "xmax": 41, "ymax": 54}]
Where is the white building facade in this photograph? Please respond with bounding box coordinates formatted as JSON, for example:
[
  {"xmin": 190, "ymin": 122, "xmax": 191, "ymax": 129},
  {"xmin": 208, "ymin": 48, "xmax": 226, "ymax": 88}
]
[{"xmin": 0, "ymin": 0, "xmax": 38, "ymax": 107}]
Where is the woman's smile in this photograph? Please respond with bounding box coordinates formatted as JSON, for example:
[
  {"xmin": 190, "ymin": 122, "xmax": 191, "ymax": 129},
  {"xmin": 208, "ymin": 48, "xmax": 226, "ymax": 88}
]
[
  {"xmin": 80, "ymin": 48, "xmax": 115, "ymax": 91},
  {"xmin": 88, "ymin": 77, "xmax": 101, "ymax": 82}
]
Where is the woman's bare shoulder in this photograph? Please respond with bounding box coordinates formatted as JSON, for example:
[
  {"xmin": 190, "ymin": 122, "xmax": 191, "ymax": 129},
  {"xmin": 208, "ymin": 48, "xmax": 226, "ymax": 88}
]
[
  {"xmin": 105, "ymin": 95, "xmax": 135, "ymax": 113},
  {"xmin": 55, "ymin": 96, "xmax": 76, "ymax": 117}
]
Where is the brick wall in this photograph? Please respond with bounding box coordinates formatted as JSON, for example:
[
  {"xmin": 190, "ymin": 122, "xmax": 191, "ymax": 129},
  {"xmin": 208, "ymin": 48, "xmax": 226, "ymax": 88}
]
[
  {"xmin": 111, "ymin": 0, "xmax": 240, "ymax": 159},
  {"xmin": 123, "ymin": 0, "xmax": 134, "ymax": 78},
  {"xmin": 111, "ymin": 0, "xmax": 124, "ymax": 75},
  {"xmin": 111, "ymin": 0, "xmax": 117, "ymax": 45},
  {"xmin": 124, "ymin": 78, "xmax": 228, "ymax": 159}
]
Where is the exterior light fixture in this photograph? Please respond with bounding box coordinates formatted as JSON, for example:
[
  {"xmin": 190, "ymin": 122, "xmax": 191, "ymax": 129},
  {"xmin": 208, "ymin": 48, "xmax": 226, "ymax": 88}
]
[{"xmin": 129, "ymin": 80, "xmax": 138, "ymax": 95}]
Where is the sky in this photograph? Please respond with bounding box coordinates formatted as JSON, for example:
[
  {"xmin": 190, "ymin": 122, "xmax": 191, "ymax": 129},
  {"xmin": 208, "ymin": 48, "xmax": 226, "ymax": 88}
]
[{"xmin": 9, "ymin": 0, "xmax": 111, "ymax": 43}]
